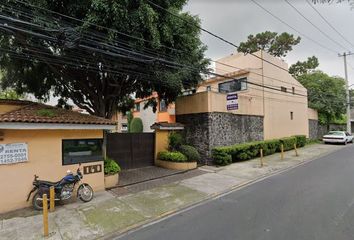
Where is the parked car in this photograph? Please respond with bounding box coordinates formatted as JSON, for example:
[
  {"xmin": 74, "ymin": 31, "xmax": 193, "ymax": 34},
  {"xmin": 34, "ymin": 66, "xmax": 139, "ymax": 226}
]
[{"xmin": 322, "ymin": 131, "xmax": 353, "ymax": 145}]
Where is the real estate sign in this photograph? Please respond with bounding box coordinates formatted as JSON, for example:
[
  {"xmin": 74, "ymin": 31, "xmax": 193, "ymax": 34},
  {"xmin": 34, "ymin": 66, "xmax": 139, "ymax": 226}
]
[
  {"xmin": 0, "ymin": 143, "xmax": 28, "ymax": 165},
  {"xmin": 226, "ymin": 93, "xmax": 238, "ymax": 110}
]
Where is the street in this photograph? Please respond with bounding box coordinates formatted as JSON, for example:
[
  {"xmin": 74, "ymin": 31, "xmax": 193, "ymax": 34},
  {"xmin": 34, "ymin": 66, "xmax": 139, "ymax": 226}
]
[{"xmin": 118, "ymin": 145, "xmax": 354, "ymax": 240}]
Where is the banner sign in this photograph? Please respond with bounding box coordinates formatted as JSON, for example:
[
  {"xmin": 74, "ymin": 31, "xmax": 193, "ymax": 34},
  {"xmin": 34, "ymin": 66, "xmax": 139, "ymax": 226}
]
[
  {"xmin": 226, "ymin": 93, "xmax": 239, "ymax": 110},
  {"xmin": 0, "ymin": 143, "xmax": 28, "ymax": 165}
]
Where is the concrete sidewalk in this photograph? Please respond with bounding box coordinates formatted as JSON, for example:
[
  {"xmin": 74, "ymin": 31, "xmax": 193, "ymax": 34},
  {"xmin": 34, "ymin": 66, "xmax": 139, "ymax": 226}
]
[{"xmin": 0, "ymin": 144, "xmax": 344, "ymax": 240}]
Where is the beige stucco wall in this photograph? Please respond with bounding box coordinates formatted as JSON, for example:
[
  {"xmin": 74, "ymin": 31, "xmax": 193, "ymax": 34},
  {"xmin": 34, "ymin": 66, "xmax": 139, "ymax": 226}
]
[
  {"xmin": 0, "ymin": 129, "xmax": 105, "ymax": 213},
  {"xmin": 177, "ymin": 50, "xmax": 310, "ymax": 139},
  {"xmin": 308, "ymin": 108, "xmax": 319, "ymax": 120}
]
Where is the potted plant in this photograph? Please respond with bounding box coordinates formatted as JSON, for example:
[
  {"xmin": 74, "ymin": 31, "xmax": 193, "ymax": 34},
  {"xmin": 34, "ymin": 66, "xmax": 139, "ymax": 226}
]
[{"xmin": 104, "ymin": 158, "xmax": 121, "ymax": 188}]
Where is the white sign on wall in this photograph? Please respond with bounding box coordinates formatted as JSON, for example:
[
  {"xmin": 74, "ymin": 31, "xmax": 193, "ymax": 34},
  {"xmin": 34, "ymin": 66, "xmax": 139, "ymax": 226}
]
[
  {"xmin": 226, "ymin": 93, "xmax": 239, "ymax": 110},
  {"xmin": 0, "ymin": 143, "xmax": 28, "ymax": 165}
]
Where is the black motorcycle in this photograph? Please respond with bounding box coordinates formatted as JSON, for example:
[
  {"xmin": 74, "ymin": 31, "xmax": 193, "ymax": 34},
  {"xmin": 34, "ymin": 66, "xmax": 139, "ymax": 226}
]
[{"xmin": 27, "ymin": 165, "xmax": 94, "ymax": 210}]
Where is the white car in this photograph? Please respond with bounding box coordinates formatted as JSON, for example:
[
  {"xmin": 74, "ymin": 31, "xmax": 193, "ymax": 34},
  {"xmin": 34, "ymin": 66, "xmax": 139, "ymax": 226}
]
[{"xmin": 322, "ymin": 131, "xmax": 353, "ymax": 145}]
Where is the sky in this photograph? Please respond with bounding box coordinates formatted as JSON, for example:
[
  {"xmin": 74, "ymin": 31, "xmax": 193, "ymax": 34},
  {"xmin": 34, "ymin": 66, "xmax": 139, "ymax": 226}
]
[{"xmin": 184, "ymin": 0, "xmax": 354, "ymax": 86}]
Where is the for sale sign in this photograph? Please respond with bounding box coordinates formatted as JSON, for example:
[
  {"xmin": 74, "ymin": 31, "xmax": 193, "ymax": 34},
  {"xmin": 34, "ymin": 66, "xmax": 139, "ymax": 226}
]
[
  {"xmin": 226, "ymin": 93, "xmax": 238, "ymax": 110},
  {"xmin": 0, "ymin": 143, "xmax": 28, "ymax": 165}
]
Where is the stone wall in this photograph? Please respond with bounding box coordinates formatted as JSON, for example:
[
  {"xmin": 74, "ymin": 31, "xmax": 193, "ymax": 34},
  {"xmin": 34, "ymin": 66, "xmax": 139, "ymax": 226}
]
[
  {"xmin": 177, "ymin": 112, "xmax": 264, "ymax": 164},
  {"xmin": 308, "ymin": 119, "xmax": 318, "ymax": 140},
  {"xmin": 317, "ymin": 124, "xmax": 346, "ymax": 139}
]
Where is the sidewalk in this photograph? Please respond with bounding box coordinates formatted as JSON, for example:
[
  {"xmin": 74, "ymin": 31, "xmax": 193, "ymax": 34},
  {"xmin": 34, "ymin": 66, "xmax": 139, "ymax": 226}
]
[{"xmin": 0, "ymin": 144, "xmax": 344, "ymax": 240}]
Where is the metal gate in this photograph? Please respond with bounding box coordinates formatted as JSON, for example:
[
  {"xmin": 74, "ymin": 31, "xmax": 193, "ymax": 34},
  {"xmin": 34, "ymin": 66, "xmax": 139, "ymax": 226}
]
[{"xmin": 106, "ymin": 133, "xmax": 155, "ymax": 170}]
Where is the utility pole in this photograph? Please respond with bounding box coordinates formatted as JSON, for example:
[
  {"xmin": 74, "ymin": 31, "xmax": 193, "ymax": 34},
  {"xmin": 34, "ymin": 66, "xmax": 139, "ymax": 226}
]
[{"xmin": 339, "ymin": 52, "xmax": 353, "ymax": 134}]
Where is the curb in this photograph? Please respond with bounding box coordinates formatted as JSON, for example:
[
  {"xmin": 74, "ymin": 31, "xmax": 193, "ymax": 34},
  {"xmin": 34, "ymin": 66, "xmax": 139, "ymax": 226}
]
[{"xmin": 98, "ymin": 144, "xmax": 346, "ymax": 240}]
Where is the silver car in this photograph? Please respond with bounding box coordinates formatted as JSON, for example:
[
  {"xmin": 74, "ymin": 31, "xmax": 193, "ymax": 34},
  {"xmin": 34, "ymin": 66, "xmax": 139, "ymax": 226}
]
[{"xmin": 322, "ymin": 131, "xmax": 353, "ymax": 145}]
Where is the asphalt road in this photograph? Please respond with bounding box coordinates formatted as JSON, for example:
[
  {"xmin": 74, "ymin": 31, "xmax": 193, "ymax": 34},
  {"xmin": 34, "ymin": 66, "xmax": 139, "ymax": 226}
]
[{"xmin": 118, "ymin": 145, "xmax": 354, "ymax": 240}]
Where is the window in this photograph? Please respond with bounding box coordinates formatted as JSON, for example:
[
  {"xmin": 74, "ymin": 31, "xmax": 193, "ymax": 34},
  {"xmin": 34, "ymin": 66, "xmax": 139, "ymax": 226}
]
[
  {"xmin": 206, "ymin": 86, "xmax": 211, "ymax": 91},
  {"xmin": 62, "ymin": 139, "xmax": 103, "ymax": 165},
  {"xmin": 159, "ymin": 99, "xmax": 167, "ymax": 112},
  {"xmin": 135, "ymin": 103, "xmax": 140, "ymax": 112},
  {"xmin": 281, "ymin": 87, "xmax": 287, "ymax": 92},
  {"xmin": 290, "ymin": 111, "xmax": 294, "ymax": 120},
  {"xmin": 218, "ymin": 78, "xmax": 247, "ymax": 93},
  {"xmin": 292, "ymin": 87, "xmax": 295, "ymax": 94}
]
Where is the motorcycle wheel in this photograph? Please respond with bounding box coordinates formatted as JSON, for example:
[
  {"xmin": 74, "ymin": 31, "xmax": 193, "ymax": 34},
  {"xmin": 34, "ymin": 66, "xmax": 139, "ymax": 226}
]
[
  {"xmin": 32, "ymin": 192, "xmax": 49, "ymax": 211},
  {"xmin": 77, "ymin": 184, "xmax": 94, "ymax": 202}
]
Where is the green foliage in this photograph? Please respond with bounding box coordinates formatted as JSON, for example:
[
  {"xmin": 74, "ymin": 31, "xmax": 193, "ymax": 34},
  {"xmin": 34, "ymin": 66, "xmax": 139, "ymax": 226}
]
[
  {"xmin": 289, "ymin": 56, "xmax": 319, "ymax": 78},
  {"xmin": 279, "ymin": 137, "xmax": 297, "ymax": 151},
  {"xmin": 212, "ymin": 136, "xmax": 307, "ymax": 166},
  {"xmin": 168, "ymin": 132, "xmax": 184, "ymax": 151},
  {"xmin": 104, "ymin": 158, "xmax": 121, "ymax": 175},
  {"xmin": 158, "ymin": 151, "xmax": 187, "ymax": 162},
  {"xmin": 0, "ymin": 88, "xmax": 23, "ymax": 100},
  {"xmin": 294, "ymin": 135, "xmax": 307, "ymax": 147},
  {"xmin": 127, "ymin": 111, "xmax": 133, "ymax": 132},
  {"xmin": 64, "ymin": 145, "xmax": 91, "ymax": 152},
  {"xmin": 237, "ymin": 31, "xmax": 301, "ymax": 57},
  {"xmin": 297, "ymin": 71, "xmax": 346, "ymax": 125},
  {"xmin": 0, "ymin": 0, "xmax": 209, "ymax": 118},
  {"xmin": 36, "ymin": 109, "xmax": 56, "ymax": 117},
  {"xmin": 130, "ymin": 117, "xmax": 143, "ymax": 133},
  {"xmin": 211, "ymin": 150, "xmax": 232, "ymax": 166},
  {"xmin": 179, "ymin": 145, "xmax": 200, "ymax": 162}
]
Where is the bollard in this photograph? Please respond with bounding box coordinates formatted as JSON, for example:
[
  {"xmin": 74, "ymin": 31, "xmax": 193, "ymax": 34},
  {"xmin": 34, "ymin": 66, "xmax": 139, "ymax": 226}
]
[
  {"xmin": 260, "ymin": 148, "xmax": 264, "ymax": 167},
  {"xmin": 49, "ymin": 186, "xmax": 55, "ymax": 212},
  {"xmin": 43, "ymin": 194, "xmax": 49, "ymax": 237},
  {"xmin": 294, "ymin": 143, "xmax": 299, "ymax": 157},
  {"xmin": 281, "ymin": 144, "xmax": 284, "ymax": 160}
]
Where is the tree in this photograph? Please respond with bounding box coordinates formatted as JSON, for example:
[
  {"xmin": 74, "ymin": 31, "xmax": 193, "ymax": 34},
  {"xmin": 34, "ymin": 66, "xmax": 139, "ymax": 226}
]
[
  {"xmin": 297, "ymin": 71, "xmax": 346, "ymax": 125},
  {"xmin": 0, "ymin": 0, "xmax": 209, "ymax": 118},
  {"xmin": 289, "ymin": 56, "xmax": 319, "ymax": 78},
  {"xmin": 237, "ymin": 32, "xmax": 301, "ymax": 57},
  {"xmin": 0, "ymin": 88, "xmax": 23, "ymax": 99},
  {"xmin": 130, "ymin": 117, "xmax": 143, "ymax": 133}
]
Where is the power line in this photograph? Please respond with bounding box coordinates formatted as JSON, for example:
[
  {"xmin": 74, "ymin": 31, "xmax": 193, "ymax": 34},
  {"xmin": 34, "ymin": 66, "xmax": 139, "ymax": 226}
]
[
  {"xmin": 1, "ymin": 2, "xmax": 309, "ymax": 94},
  {"xmin": 146, "ymin": 0, "xmax": 294, "ymax": 73},
  {"xmin": 305, "ymin": 0, "xmax": 354, "ymax": 49},
  {"xmin": 284, "ymin": 0, "xmax": 349, "ymax": 51},
  {"xmin": 0, "ymin": 4, "xmax": 309, "ymax": 98},
  {"xmin": 249, "ymin": 0, "xmax": 338, "ymax": 54}
]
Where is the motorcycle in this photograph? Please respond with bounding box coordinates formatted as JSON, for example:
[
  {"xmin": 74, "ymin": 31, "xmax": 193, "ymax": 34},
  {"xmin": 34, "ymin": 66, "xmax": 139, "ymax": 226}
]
[{"xmin": 27, "ymin": 164, "xmax": 94, "ymax": 210}]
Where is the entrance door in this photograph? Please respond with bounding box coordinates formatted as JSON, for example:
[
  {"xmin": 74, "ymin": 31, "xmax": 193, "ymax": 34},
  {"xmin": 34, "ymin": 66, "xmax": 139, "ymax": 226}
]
[{"xmin": 107, "ymin": 133, "xmax": 155, "ymax": 170}]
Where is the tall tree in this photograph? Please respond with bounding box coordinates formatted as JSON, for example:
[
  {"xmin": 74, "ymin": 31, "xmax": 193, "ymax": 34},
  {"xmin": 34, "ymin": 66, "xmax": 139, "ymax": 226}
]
[
  {"xmin": 237, "ymin": 31, "xmax": 301, "ymax": 57},
  {"xmin": 0, "ymin": 0, "xmax": 209, "ymax": 118},
  {"xmin": 289, "ymin": 56, "xmax": 319, "ymax": 78},
  {"xmin": 297, "ymin": 71, "xmax": 346, "ymax": 125}
]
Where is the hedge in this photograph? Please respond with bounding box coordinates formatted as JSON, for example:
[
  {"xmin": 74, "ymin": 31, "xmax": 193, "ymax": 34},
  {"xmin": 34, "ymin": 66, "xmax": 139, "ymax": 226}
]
[
  {"xmin": 294, "ymin": 135, "xmax": 306, "ymax": 147},
  {"xmin": 212, "ymin": 135, "xmax": 307, "ymax": 166},
  {"xmin": 179, "ymin": 145, "xmax": 200, "ymax": 162},
  {"xmin": 158, "ymin": 151, "xmax": 188, "ymax": 162},
  {"xmin": 130, "ymin": 117, "xmax": 143, "ymax": 133}
]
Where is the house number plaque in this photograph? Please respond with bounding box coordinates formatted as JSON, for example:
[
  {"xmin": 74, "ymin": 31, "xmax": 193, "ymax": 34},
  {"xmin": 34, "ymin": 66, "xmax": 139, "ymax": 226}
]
[{"xmin": 83, "ymin": 164, "xmax": 102, "ymax": 174}]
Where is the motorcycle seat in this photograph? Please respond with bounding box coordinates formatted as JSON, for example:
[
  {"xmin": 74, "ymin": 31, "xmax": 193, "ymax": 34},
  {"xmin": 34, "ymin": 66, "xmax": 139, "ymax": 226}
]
[{"xmin": 38, "ymin": 180, "xmax": 60, "ymax": 186}]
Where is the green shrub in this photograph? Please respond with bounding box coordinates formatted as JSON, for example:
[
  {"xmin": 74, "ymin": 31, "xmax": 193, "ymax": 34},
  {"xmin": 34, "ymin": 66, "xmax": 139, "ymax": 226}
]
[
  {"xmin": 64, "ymin": 145, "xmax": 91, "ymax": 152},
  {"xmin": 37, "ymin": 109, "xmax": 56, "ymax": 117},
  {"xmin": 211, "ymin": 149, "xmax": 232, "ymax": 166},
  {"xmin": 168, "ymin": 132, "xmax": 184, "ymax": 151},
  {"xmin": 104, "ymin": 158, "xmax": 121, "ymax": 175},
  {"xmin": 279, "ymin": 136, "xmax": 297, "ymax": 151},
  {"xmin": 130, "ymin": 117, "xmax": 143, "ymax": 133},
  {"xmin": 261, "ymin": 139, "xmax": 281, "ymax": 156},
  {"xmin": 294, "ymin": 135, "xmax": 306, "ymax": 147},
  {"xmin": 179, "ymin": 145, "xmax": 200, "ymax": 162},
  {"xmin": 158, "ymin": 151, "xmax": 187, "ymax": 162}
]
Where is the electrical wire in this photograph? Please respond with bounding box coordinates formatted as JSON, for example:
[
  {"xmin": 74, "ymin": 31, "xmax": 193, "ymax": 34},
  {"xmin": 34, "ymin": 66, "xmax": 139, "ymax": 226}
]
[
  {"xmin": 284, "ymin": 0, "xmax": 349, "ymax": 51},
  {"xmin": 249, "ymin": 0, "xmax": 338, "ymax": 54},
  {"xmin": 305, "ymin": 0, "xmax": 354, "ymax": 49}
]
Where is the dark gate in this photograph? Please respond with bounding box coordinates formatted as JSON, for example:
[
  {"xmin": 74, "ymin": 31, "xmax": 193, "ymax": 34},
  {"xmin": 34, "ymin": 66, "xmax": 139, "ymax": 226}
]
[{"xmin": 107, "ymin": 133, "xmax": 155, "ymax": 170}]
